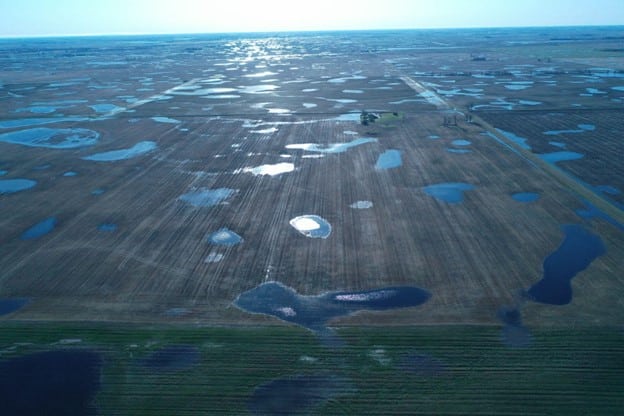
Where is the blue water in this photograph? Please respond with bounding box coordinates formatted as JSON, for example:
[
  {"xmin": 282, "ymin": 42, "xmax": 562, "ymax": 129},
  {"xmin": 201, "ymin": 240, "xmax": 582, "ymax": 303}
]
[
  {"xmin": 423, "ymin": 183, "xmax": 475, "ymax": 204},
  {"xmin": 15, "ymin": 106, "xmax": 57, "ymax": 114},
  {"xmin": 496, "ymin": 129, "xmax": 531, "ymax": 150},
  {"xmin": 82, "ymin": 141, "xmax": 157, "ymax": 161},
  {"xmin": 525, "ymin": 224, "xmax": 606, "ymax": 305},
  {"xmin": 446, "ymin": 148, "xmax": 471, "ymax": 154},
  {"xmin": 0, "ymin": 170, "xmax": 8, "ymax": 176},
  {"xmin": 207, "ymin": 228, "xmax": 243, "ymax": 246},
  {"xmin": 63, "ymin": 171, "xmax": 78, "ymax": 177},
  {"xmin": 594, "ymin": 185, "xmax": 621, "ymax": 196},
  {"xmin": 0, "ymin": 127, "xmax": 99, "ymax": 149},
  {"xmin": 0, "ymin": 350, "xmax": 102, "ymax": 415},
  {"xmin": 0, "ymin": 298, "xmax": 29, "ymax": 316},
  {"xmin": 575, "ymin": 200, "xmax": 624, "ymax": 232},
  {"xmin": 375, "ymin": 149, "xmax": 402, "ymax": 170},
  {"xmin": 139, "ymin": 345, "xmax": 200, "ymax": 371},
  {"xmin": 20, "ymin": 217, "xmax": 56, "ymax": 240},
  {"xmin": 518, "ymin": 100, "xmax": 542, "ymax": 105},
  {"xmin": 0, "ymin": 117, "xmax": 88, "ymax": 129},
  {"xmin": 151, "ymin": 116, "xmax": 181, "ymax": 124},
  {"xmin": 90, "ymin": 103, "xmax": 124, "ymax": 113},
  {"xmin": 286, "ymin": 137, "xmax": 377, "ymax": 153},
  {"xmin": 497, "ymin": 306, "xmax": 532, "ymax": 348},
  {"xmin": 234, "ymin": 281, "xmax": 430, "ymax": 333},
  {"xmin": 329, "ymin": 287, "xmax": 431, "ymax": 310},
  {"xmin": 549, "ymin": 141, "xmax": 567, "ymax": 148},
  {"xmin": 544, "ymin": 124, "xmax": 595, "ymax": 135},
  {"xmin": 0, "ymin": 179, "xmax": 37, "ymax": 194},
  {"xmin": 512, "ymin": 192, "xmax": 540, "ymax": 203},
  {"xmin": 289, "ymin": 215, "xmax": 332, "ymax": 239},
  {"xmin": 178, "ymin": 188, "xmax": 236, "ymax": 207},
  {"xmin": 91, "ymin": 188, "xmax": 106, "ymax": 195},
  {"xmin": 98, "ymin": 223, "xmax": 118, "ymax": 232},
  {"xmin": 248, "ymin": 374, "xmax": 353, "ymax": 416},
  {"xmin": 451, "ymin": 139, "xmax": 471, "ymax": 146},
  {"xmin": 539, "ymin": 151, "xmax": 584, "ymax": 164}
]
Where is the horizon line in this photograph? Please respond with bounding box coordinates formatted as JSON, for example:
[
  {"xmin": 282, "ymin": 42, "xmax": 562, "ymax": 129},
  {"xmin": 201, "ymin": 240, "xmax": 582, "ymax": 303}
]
[{"xmin": 2, "ymin": 24, "xmax": 623, "ymax": 40}]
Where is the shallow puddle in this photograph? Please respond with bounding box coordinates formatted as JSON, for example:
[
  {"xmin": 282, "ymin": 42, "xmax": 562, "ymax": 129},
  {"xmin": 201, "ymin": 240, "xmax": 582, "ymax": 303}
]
[
  {"xmin": 207, "ymin": 228, "xmax": 243, "ymax": 246},
  {"xmin": 543, "ymin": 124, "xmax": 595, "ymax": 135},
  {"xmin": 349, "ymin": 200, "xmax": 373, "ymax": 209},
  {"xmin": 248, "ymin": 374, "xmax": 353, "ymax": 415},
  {"xmin": 90, "ymin": 103, "xmax": 124, "ymax": 113},
  {"xmin": 497, "ymin": 306, "xmax": 532, "ymax": 348},
  {"xmin": 375, "ymin": 149, "xmax": 402, "ymax": 170},
  {"xmin": 497, "ymin": 129, "xmax": 531, "ymax": 150},
  {"xmin": 151, "ymin": 116, "xmax": 180, "ymax": 124},
  {"xmin": 289, "ymin": 215, "xmax": 331, "ymax": 238},
  {"xmin": 397, "ymin": 352, "xmax": 448, "ymax": 376},
  {"xmin": 512, "ymin": 192, "xmax": 540, "ymax": 203},
  {"xmin": 178, "ymin": 188, "xmax": 236, "ymax": 207},
  {"xmin": 97, "ymin": 223, "xmax": 118, "ymax": 232},
  {"xmin": 524, "ymin": 224, "xmax": 606, "ymax": 305},
  {"xmin": 538, "ymin": 151, "xmax": 584, "ymax": 164},
  {"xmin": 82, "ymin": 141, "xmax": 157, "ymax": 162},
  {"xmin": 423, "ymin": 183, "xmax": 475, "ymax": 203},
  {"xmin": 0, "ymin": 117, "xmax": 88, "ymax": 129},
  {"xmin": 20, "ymin": 217, "xmax": 56, "ymax": 240},
  {"xmin": 0, "ymin": 127, "xmax": 99, "ymax": 149},
  {"xmin": 332, "ymin": 112, "xmax": 361, "ymax": 122},
  {"xmin": 286, "ymin": 138, "xmax": 376, "ymax": 154},
  {"xmin": 139, "ymin": 345, "xmax": 200, "ymax": 371},
  {"xmin": 242, "ymin": 162, "xmax": 295, "ymax": 176},
  {"xmin": 0, "ymin": 179, "xmax": 37, "ymax": 194}
]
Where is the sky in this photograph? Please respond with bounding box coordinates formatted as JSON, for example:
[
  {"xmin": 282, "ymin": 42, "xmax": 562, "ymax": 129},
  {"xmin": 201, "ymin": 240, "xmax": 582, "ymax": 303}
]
[{"xmin": 1, "ymin": 0, "xmax": 623, "ymax": 37}]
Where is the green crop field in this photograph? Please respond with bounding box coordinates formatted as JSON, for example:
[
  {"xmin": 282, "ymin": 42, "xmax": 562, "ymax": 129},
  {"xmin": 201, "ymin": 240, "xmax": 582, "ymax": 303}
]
[{"xmin": 1, "ymin": 323, "xmax": 622, "ymax": 415}]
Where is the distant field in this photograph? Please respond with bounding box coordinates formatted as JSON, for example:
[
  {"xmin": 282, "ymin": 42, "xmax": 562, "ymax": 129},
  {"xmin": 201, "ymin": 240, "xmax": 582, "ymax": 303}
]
[{"xmin": 1, "ymin": 26, "xmax": 623, "ymax": 414}]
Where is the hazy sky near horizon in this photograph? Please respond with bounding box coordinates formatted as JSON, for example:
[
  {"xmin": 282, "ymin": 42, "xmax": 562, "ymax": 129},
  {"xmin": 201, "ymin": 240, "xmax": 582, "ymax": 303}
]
[{"xmin": 1, "ymin": 0, "xmax": 623, "ymax": 37}]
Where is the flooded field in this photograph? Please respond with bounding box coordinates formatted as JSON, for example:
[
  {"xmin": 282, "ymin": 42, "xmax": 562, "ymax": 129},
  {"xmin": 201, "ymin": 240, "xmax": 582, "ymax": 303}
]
[{"xmin": 1, "ymin": 26, "xmax": 623, "ymax": 414}]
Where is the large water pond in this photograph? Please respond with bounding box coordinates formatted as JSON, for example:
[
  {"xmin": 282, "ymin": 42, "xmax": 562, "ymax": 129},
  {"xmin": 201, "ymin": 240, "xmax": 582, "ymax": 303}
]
[
  {"xmin": 0, "ymin": 128, "xmax": 99, "ymax": 149},
  {"xmin": 20, "ymin": 217, "xmax": 56, "ymax": 240},
  {"xmin": 0, "ymin": 350, "xmax": 102, "ymax": 415},
  {"xmin": 0, "ymin": 298, "xmax": 29, "ymax": 316},
  {"xmin": 82, "ymin": 141, "xmax": 157, "ymax": 161},
  {"xmin": 233, "ymin": 281, "xmax": 431, "ymax": 333},
  {"xmin": 0, "ymin": 179, "xmax": 37, "ymax": 194},
  {"xmin": 525, "ymin": 224, "xmax": 606, "ymax": 305},
  {"xmin": 423, "ymin": 183, "xmax": 475, "ymax": 203}
]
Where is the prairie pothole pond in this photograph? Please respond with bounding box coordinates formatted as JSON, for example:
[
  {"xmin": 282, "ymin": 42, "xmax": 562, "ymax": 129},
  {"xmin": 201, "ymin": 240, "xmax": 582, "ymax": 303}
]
[
  {"xmin": 525, "ymin": 224, "xmax": 606, "ymax": 305},
  {"xmin": 289, "ymin": 215, "xmax": 331, "ymax": 238},
  {"xmin": 233, "ymin": 281, "xmax": 431, "ymax": 333}
]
